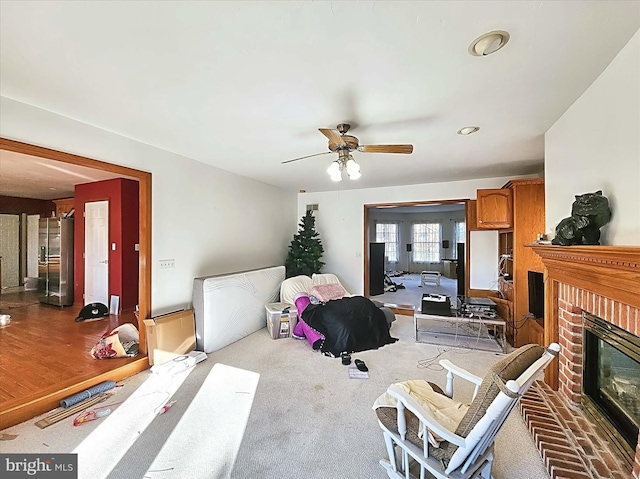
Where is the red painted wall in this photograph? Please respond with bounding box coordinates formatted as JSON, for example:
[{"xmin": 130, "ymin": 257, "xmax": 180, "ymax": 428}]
[
  {"xmin": 0, "ymin": 195, "xmax": 55, "ymax": 217},
  {"xmin": 120, "ymin": 180, "xmax": 140, "ymax": 311},
  {"xmin": 74, "ymin": 178, "xmax": 139, "ymax": 311}
]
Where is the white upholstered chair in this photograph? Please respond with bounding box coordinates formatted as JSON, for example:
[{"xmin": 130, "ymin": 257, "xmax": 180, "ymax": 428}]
[
  {"xmin": 280, "ymin": 273, "xmax": 396, "ymax": 326},
  {"xmin": 374, "ymin": 343, "xmax": 560, "ymax": 479}
]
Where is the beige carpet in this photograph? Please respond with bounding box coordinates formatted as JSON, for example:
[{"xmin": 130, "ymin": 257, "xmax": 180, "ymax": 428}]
[{"xmin": 0, "ymin": 315, "xmax": 550, "ymax": 479}]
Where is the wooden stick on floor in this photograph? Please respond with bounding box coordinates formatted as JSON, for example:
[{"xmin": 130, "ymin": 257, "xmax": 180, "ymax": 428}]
[{"xmin": 34, "ymin": 393, "xmax": 110, "ymax": 429}]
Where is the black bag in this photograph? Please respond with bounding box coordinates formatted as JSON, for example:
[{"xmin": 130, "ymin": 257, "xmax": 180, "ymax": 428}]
[{"xmin": 75, "ymin": 302, "xmax": 109, "ymax": 322}]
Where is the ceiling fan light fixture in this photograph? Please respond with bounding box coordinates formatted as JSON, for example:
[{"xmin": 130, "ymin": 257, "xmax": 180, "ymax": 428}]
[
  {"xmin": 327, "ymin": 160, "xmax": 341, "ymax": 176},
  {"xmin": 469, "ymin": 30, "xmax": 510, "ymax": 56},
  {"xmin": 348, "ymin": 170, "xmax": 361, "ymax": 180},
  {"xmin": 345, "ymin": 157, "xmax": 360, "ymax": 173},
  {"xmin": 457, "ymin": 126, "xmax": 480, "ymax": 135},
  {"xmin": 346, "ymin": 157, "xmax": 361, "ymax": 180},
  {"xmin": 330, "ymin": 172, "xmax": 343, "ymax": 182}
]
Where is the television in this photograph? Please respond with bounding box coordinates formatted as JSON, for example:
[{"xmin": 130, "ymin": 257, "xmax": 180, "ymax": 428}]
[{"xmin": 528, "ymin": 271, "xmax": 545, "ymax": 319}]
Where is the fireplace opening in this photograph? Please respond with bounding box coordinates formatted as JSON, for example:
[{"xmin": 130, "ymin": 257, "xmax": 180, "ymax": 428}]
[{"xmin": 582, "ymin": 312, "xmax": 640, "ymax": 467}]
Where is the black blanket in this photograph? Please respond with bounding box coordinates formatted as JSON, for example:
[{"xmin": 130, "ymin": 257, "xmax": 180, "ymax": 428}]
[{"xmin": 302, "ymin": 296, "xmax": 398, "ymax": 356}]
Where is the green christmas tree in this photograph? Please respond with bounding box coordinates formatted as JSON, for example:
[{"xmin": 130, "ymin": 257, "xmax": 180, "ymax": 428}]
[{"xmin": 285, "ymin": 210, "xmax": 325, "ymax": 278}]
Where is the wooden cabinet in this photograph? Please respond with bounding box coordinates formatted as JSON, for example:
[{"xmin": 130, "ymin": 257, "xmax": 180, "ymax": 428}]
[
  {"xmin": 53, "ymin": 198, "xmax": 75, "ymax": 217},
  {"xmin": 476, "ymin": 188, "xmax": 512, "ymax": 229},
  {"xmin": 466, "ymin": 200, "xmax": 479, "ymax": 230},
  {"xmin": 498, "ymin": 178, "xmax": 545, "ymax": 347},
  {"xmin": 529, "ymin": 319, "xmax": 545, "ymax": 347}
]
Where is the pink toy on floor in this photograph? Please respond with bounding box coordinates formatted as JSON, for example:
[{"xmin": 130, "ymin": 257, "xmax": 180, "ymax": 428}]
[{"xmin": 293, "ymin": 294, "xmax": 324, "ymax": 349}]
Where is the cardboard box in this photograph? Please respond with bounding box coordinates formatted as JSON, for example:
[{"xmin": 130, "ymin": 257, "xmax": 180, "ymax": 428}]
[
  {"xmin": 144, "ymin": 309, "xmax": 196, "ymax": 365},
  {"xmin": 265, "ymin": 302, "xmax": 298, "ymax": 339}
]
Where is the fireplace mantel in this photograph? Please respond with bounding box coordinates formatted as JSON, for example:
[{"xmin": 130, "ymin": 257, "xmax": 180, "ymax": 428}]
[
  {"xmin": 526, "ymin": 244, "xmax": 640, "ymax": 476},
  {"xmin": 528, "ymin": 244, "xmax": 640, "ymax": 389},
  {"xmin": 528, "ymin": 244, "xmax": 640, "ymax": 309}
]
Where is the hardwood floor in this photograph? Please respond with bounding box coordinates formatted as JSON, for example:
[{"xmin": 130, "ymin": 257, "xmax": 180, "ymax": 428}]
[{"xmin": 0, "ymin": 291, "xmax": 149, "ymax": 429}]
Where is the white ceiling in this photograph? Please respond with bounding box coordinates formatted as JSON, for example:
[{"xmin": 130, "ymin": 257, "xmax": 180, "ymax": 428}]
[
  {"xmin": 1, "ymin": 1, "xmax": 639, "ymax": 194},
  {"xmin": 0, "ymin": 149, "xmax": 129, "ymax": 200}
]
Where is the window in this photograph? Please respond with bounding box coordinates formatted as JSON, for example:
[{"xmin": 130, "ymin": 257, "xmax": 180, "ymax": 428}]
[
  {"xmin": 412, "ymin": 223, "xmax": 441, "ymax": 262},
  {"xmin": 375, "ymin": 222, "xmax": 398, "ymax": 263},
  {"xmin": 453, "ymin": 221, "xmax": 466, "ymax": 259}
]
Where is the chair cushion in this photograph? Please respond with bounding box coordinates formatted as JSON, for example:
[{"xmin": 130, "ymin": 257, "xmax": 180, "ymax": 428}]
[
  {"xmin": 376, "ymin": 405, "xmax": 459, "ymax": 467},
  {"xmin": 375, "ymin": 381, "xmax": 459, "ymax": 466},
  {"xmin": 280, "ymin": 275, "xmax": 313, "ymax": 304},
  {"xmin": 312, "ymin": 273, "xmax": 347, "ymax": 289},
  {"xmin": 454, "ymin": 344, "xmax": 544, "ymax": 438}
]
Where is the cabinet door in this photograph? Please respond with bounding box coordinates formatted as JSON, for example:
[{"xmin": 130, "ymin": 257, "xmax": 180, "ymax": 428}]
[{"xmin": 476, "ymin": 189, "xmax": 512, "ymax": 229}]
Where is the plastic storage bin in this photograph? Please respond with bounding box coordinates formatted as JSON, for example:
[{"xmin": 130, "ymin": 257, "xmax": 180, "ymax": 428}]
[{"xmin": 265, "ymin": 302, "xmax": 298, "ymax": 339}]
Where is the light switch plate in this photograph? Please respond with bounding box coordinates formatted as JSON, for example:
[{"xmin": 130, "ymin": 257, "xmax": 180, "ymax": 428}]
[{"xmin": 159, "ymin": 259, "xmax": 175, "ymax": 269}]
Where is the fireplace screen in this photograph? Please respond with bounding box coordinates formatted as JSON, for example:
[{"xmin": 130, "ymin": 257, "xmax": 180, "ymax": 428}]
[{"xmin": 583, "ymin": 312, "xmax": 640, "ymax": 463}]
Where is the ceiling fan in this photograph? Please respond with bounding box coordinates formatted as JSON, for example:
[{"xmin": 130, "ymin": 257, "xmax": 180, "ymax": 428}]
[{"xmin": 282, "ymin": 123, "xmax": 413, "ymax": 181}]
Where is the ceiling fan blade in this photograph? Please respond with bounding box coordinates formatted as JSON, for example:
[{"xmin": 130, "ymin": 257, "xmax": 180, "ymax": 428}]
[
  {"xmin": 281, "ymin": 151, "xmax": 333, "ymax": 164},
  {"xmin": 358, "ymin": 144, "xmax": 414, "ymax": 154},
  {"xmin": 319, "ymin": 128, "xmax": 346, "ymax": 147}
]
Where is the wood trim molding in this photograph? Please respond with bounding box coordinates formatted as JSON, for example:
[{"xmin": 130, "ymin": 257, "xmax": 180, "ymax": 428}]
[
  {"xmin": 528, "ymin": 244, "xmax": 640, "ymax": 309},
  {"xmin": 363, "ymin": 205, "xmax": 370, "ymax": 297},
  {"xmin": 502, "ymin": 177, "xmax": 544, "ymax": 189}
]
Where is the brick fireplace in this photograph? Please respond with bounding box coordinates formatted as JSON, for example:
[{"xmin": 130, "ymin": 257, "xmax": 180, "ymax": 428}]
[{"xmin": 524, "ymin": 245, "xmax": 640, "ymax": 479}]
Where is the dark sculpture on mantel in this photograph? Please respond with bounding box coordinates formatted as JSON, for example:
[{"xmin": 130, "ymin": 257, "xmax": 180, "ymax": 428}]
[{"xmin": 552, "ymin": 190, "xmax": 612, "ymax": 246}]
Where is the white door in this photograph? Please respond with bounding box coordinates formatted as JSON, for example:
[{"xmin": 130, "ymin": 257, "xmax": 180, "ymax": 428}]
[{"xmin": 85, "ymin": 201, "xmax": 109, "ymax": 305}]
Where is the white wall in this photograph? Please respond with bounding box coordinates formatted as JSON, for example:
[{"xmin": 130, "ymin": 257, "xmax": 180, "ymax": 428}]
[
  {"xmin": 1, "ymin": 97, "xmax": 297, "ymax": 315},
  {"xmin": 469, "ymin": 230, "xmax": 499, "ymax": 290},
  {"xmin": 298, "ymin": 176, "xmax": 527, "ymax": 294},
  {"xmin": 545, "ymin": 29, "xmax": 640, "ymax": 246}
]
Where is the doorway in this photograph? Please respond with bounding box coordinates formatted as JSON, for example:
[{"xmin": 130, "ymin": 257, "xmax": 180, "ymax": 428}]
[
  {"xmin": 0, "ymin": 138, "xmax": 151, "ymax": 326},
  {"xmin": 0, "ymin": 137, "xmax": 152, "ymax": 428},
  {"xmin": 363, "ymin": 200, "xmax": 470, "ymax": 312}
]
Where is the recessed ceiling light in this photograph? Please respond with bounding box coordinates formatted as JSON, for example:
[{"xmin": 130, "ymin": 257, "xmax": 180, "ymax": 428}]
[
  {"xmin": 49, "ymin": 187, "xmax": 57, "ymax": 191},
  {"xmin": 469, "ymin": 30, "xmax": 510, "ymax": 56},
  {"xmin": 457, "ymin": 126, "xmax": 480, "ymax": 135}
]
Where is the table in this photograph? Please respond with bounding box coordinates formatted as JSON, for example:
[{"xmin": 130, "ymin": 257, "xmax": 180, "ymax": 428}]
[
  {"xmin": 414, "ymin": 310, "xmax": 508, "ymax": 354},
  {"xmin": 420, "ymin": 271, "xmax": 441, "ymax": 286}
]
